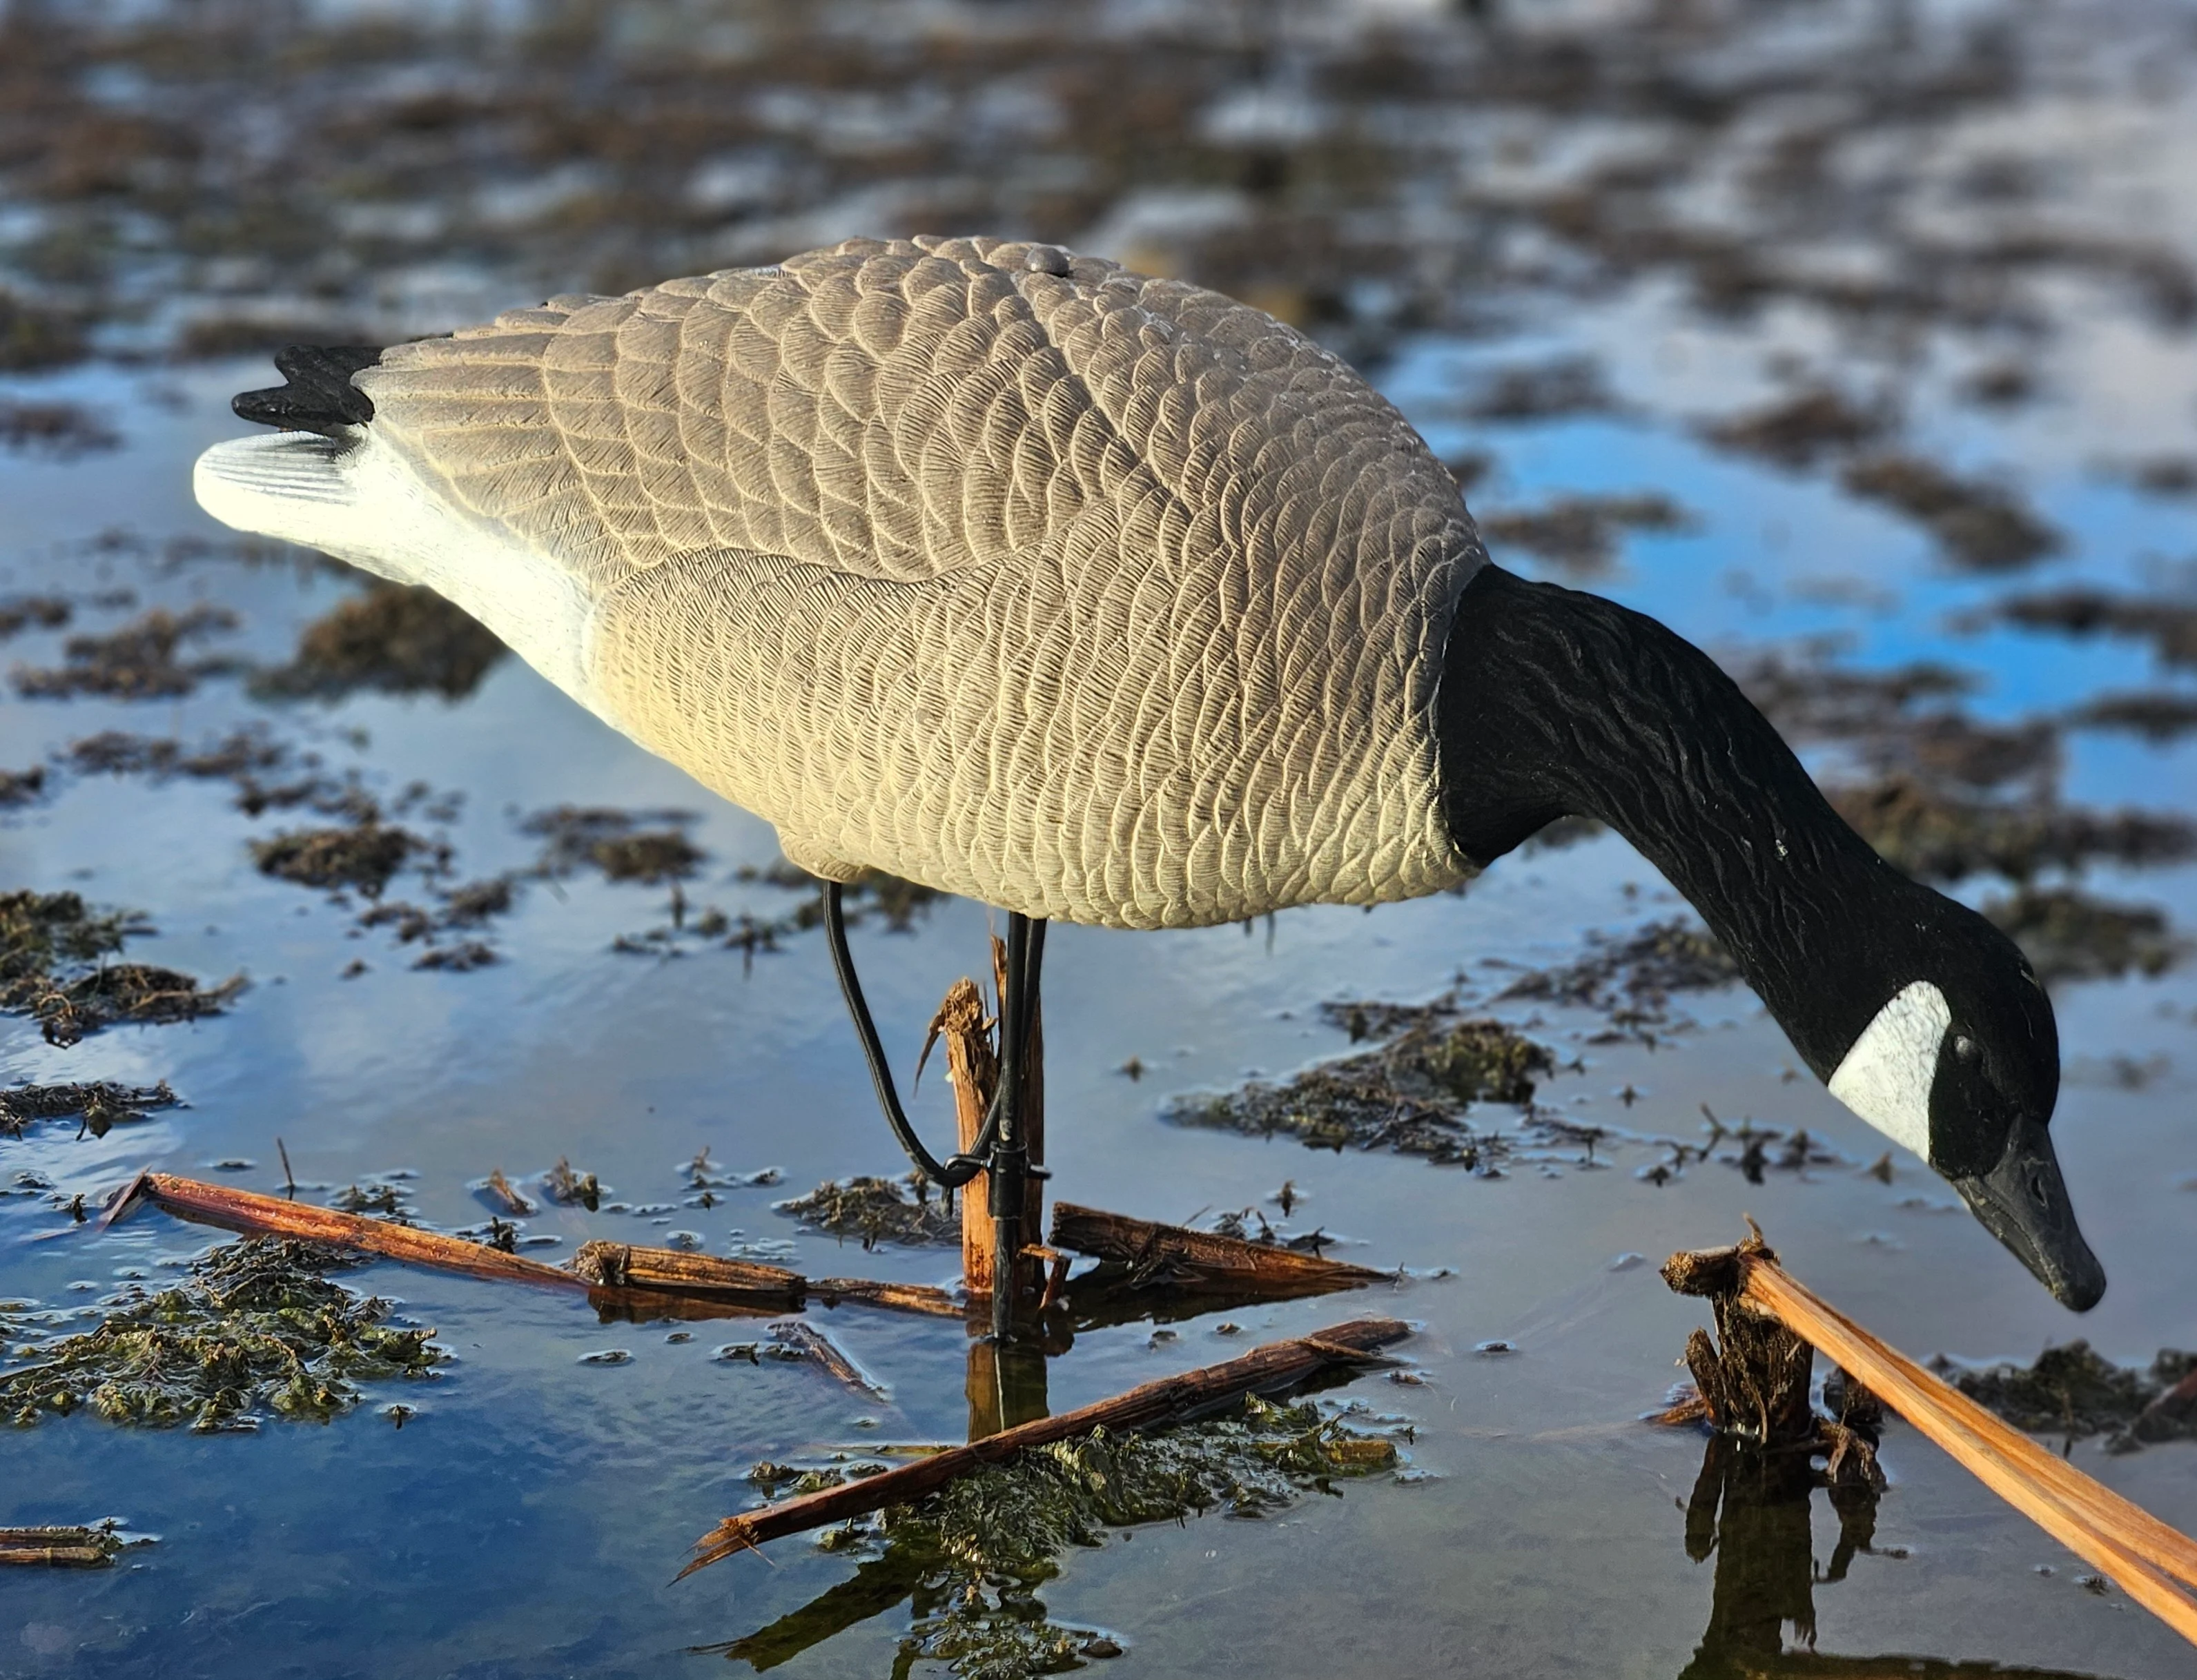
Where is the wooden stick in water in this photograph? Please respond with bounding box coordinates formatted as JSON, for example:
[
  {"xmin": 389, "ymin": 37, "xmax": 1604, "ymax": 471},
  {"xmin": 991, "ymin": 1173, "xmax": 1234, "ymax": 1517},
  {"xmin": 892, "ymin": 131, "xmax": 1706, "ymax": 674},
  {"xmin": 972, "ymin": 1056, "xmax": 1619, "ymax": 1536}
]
[
  {"xmin": 106, "ymin": 1170, "xmax": 585, "ymax": 1289},
  {"xmin": 681, "ymin": 1314, "xmax": 1413, "ymax": 1576},
  {"xmin": 101, "ymin": 1172, "xmax": 964, "ymax": 1320},
  {"xmin": 1051, "ymin": 1202, "xmax": 1393, "ymax": 1295},
  {"xmin": 1738, "ymin": 1258, "xmax": 2197, "ymax": 1642},
  {"xmin": 1668, "ymin": 1233, "xmax": 2197, "ymax": 1646}
]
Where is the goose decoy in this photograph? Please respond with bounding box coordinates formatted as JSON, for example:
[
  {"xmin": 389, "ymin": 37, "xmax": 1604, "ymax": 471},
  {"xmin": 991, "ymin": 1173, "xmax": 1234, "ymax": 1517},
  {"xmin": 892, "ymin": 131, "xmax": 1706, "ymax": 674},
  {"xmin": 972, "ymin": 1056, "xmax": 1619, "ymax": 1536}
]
[{"xmin": 194, "ymin": 235, "xmax": 2105, "ymax": 1321}]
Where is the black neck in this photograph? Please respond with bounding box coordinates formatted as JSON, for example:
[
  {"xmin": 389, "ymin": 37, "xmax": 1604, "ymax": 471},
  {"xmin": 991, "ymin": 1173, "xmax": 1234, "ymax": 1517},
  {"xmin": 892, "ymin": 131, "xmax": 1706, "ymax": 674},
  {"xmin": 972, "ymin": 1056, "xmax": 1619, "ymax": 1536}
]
[{"xmin": 1434, "ymin": 565, "xmax": 1934, "ymax": 1080}]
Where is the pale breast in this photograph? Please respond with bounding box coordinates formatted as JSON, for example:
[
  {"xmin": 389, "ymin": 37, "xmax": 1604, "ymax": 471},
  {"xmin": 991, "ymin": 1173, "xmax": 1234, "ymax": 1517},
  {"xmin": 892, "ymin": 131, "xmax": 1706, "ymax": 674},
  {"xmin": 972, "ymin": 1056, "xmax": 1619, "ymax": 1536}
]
[{"xmin": 359, "ymin": 236, "xmax": 1487, "ymax": 926}]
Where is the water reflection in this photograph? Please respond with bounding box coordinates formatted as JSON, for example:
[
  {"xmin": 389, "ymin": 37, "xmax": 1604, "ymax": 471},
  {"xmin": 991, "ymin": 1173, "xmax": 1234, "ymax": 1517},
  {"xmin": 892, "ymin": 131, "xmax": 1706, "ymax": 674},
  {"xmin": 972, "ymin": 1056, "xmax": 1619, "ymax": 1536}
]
[{"xmin": 1679, "ymin": 1435, "xmax": 2113, "ymax": 1680}]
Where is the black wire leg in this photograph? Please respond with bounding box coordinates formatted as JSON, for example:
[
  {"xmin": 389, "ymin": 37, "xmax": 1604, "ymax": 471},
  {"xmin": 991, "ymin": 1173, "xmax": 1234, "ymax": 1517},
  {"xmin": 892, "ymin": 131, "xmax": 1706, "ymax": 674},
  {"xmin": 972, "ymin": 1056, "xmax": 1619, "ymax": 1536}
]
[{"xmin": 820, "ymin": 882, "xmax": 1049, "ymax": 1342}]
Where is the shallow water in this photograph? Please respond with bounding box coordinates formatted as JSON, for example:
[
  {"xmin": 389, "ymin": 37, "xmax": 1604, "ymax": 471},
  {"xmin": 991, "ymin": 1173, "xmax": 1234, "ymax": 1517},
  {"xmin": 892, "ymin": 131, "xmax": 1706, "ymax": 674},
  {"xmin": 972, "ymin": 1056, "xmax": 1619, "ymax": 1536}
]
[{"xmin": 6, "ymin": 3, "xmax": 2197, "ymax": 1676}]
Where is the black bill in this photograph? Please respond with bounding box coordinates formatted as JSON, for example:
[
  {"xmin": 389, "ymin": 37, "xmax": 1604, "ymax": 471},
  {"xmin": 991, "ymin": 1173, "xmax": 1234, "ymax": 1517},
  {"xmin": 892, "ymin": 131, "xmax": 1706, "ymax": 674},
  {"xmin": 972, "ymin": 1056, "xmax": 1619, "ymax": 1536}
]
[{"xmin": 1951, "ymin": 1115, "xmax": 2106, "ymax": 1312}]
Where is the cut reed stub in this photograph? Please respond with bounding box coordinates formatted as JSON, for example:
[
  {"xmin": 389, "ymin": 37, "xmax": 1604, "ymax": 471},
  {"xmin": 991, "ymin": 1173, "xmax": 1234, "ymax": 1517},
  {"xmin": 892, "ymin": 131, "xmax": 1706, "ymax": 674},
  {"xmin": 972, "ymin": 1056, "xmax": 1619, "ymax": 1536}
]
[{"xmin": 1662, "ymin": 1225, "xmax": 2197, "ymax": 1648}]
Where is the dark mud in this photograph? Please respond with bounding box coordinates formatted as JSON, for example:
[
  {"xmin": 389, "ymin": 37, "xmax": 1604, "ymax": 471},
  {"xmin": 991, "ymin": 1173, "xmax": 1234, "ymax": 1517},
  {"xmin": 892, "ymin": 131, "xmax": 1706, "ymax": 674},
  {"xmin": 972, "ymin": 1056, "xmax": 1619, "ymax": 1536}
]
[
  {"xmin": 0, "ymin": 595, "xmax": 70, "ymax": 640},
  {"xmin": 253, "ymin": 583, "xmax": 507, "ymax": 703},
  {"xmin": 0, "ymin": 888, "xmax": 241, "ymax": 1046},
  {"xmin": 708, "ymin": 1395, "xmax": 1404, "ymax": 1677},
  {"xmin": 773, "ymin": 1174, "xmax": 959, "ymax": 1249},
  {"xmin": 0, "ymin": 1238, "xmax": 442, "ymax": 1432},
  {"xmin": 10, "ymin": 605, "xmax": 239, "ymax": 701},
  {"xmin": 0, "ymin": 763, "xmax": 44, "ymax": 807},
  {"xmin": 0, "ymin": 1078, "xmax": 177, "ymax": 1140}
]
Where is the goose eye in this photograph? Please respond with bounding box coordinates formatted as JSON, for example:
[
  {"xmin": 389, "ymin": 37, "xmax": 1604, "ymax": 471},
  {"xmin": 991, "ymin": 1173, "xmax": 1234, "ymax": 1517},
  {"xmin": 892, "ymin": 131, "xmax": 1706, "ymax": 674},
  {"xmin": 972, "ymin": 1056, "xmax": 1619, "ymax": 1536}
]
[{"xmin": 1952, "ymin": 1035, "xmax": 1980, "ymax": 1063}]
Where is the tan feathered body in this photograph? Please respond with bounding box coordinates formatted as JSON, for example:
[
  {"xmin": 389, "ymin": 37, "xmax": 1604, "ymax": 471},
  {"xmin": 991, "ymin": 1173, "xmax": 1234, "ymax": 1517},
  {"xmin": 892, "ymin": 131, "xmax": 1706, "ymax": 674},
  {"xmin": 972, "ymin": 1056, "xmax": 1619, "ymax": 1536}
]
[{"xmin": 197, "ymin": 235, "xmax": 1487, "ymax": 928}]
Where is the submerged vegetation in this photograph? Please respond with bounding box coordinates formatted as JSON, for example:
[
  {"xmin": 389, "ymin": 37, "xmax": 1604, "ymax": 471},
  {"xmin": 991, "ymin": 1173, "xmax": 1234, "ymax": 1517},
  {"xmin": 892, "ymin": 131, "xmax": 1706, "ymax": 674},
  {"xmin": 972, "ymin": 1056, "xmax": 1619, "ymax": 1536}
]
[
  {"xmin": 0, "ymin": 1238, "xmax": 442, "ymax": 1431},
  {"xmin": 710, "ymin": 1396, "xmax": 1405, "ymax": 1677}
]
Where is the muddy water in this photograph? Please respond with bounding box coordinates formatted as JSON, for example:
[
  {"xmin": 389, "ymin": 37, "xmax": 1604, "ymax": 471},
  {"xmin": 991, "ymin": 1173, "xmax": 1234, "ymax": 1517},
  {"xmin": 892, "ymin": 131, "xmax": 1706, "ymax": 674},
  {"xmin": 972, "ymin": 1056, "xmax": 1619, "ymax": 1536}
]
[{"xmin": 6, "ymin": 3, "xmax": 2197, "ymax": 1676}]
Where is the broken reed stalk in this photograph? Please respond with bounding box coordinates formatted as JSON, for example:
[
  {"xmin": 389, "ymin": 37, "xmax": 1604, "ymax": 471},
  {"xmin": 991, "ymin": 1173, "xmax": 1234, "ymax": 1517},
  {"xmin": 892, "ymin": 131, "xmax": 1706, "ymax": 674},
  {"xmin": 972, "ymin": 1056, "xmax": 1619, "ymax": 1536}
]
[
  {"xmin": 1670, "ymin": 1234, "xmax": 2197, "ymax": 1646},
  {"xmin": 1051, "ymin": 1202, "xmax": 1392, "ymax": 1296},
  {"xmin": 770, "ymin": 1320, "xmax": 890, "ymax": 1400},
  {"xmin": 681, "ymin": 1313, "xmax": 1412, "ymax": 1576},
  {"xmin": 1740, "ymin": 1260, "xmax": 2197, "ymax": 1643},
  {"xmin": 0, "ymin": 1528, "xmax": 112, "ymax": 1569},
  {"xmin": 101, "ymin": 1171, "xmax": 961, "ymax": 1319},
  {"xmin": 932, "ymin": 939, "xmax": 1044, "ymax": 1305}
]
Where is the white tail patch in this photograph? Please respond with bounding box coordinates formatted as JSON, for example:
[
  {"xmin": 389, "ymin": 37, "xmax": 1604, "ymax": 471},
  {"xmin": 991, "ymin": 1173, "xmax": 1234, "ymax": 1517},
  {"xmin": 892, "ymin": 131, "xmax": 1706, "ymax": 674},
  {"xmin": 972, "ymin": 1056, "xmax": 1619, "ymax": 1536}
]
[
  {"xmin": 195, "ymin": 429, "xmax": 604, "ymax": 719},
  {"xmin": 1828, "ymin": 979, "xmax": 1951, "ymax": 1162}
]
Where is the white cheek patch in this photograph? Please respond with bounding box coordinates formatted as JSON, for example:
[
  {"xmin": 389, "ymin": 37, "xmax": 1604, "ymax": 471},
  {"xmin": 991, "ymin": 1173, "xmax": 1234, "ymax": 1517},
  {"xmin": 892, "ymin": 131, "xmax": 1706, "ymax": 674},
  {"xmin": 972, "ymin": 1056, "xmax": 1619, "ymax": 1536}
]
[{"xmin": 1828, "ymin": 980, "xmax": 1951, "ymax": 1162}]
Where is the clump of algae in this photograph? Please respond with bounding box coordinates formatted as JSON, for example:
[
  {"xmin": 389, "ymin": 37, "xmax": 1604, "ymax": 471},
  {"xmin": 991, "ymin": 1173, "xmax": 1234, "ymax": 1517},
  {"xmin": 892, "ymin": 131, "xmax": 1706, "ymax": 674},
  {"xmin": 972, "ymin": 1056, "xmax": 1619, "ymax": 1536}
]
[
  {"xmin": 716, "ymin": 1396, "xmax": 1403, "ymax": 1677},
  {"xmin": 0, "ymin": 1238, "xmax": 442, "ymax": 1431},
  {"xmin": 1166, "ymin": 1014, "xmax": 1553, "ymax": 1164},
  {"xmin": 0, "ymin": 888, "xmax": 243, "ymax": 1046},
  {"xmin": 774, "ymin": 1173, "xmax": 959, "ymax": 1248}
]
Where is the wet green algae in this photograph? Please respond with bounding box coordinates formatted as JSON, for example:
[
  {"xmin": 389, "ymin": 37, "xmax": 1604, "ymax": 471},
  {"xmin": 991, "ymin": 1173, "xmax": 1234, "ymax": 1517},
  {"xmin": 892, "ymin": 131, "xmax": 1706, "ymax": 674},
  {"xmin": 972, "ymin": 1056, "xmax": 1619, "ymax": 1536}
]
[
  {"xmin": 716, "ymin": 1396, "xmax": 1404, "ymax": 1677},
  {"xmin": 0, "ymin": 888, "xmax": 242, "ymax": 1045},
  {"xmin": 0, "ymin": 1238, "xmax": 442, "ymax": 1432},
  {"xmin": 774, "ymin": 1173, "xmax": 960, "ymax": 1248},
  {"xmin": 1167, "ymin": 919, "xmax": 1739, "ymax": 1164}
]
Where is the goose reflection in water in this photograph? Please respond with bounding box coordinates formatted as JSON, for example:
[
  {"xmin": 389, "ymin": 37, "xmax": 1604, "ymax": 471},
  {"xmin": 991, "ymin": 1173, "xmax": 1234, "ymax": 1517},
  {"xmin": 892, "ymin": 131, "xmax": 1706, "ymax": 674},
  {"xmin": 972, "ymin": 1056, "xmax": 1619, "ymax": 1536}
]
[{"xmin": 1679, "ymin": 1432, "xmax": 2116, "ymax": 1680}]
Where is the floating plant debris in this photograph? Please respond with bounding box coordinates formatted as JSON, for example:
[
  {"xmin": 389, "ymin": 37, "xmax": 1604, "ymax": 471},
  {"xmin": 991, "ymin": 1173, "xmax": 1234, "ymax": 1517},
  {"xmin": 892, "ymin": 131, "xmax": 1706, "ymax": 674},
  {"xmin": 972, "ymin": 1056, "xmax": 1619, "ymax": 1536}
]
[
  {"xmin": 1476, "ymin": 491, "xmax": 1692, "ymax": 578},
  {"xmin": 251, "ymin": 823, "xmax": 429, "ymax": 898},
  {"xmin": 0, "ymin": 1238, "xmax": 442, "ymax": 1431},
  {"xmin": 1936, "ymin": 1343, "xmax": 2197, "ymax": 1446},
  {"xmin": 774, "ymin": 1173, "xmax": 959, "ymax": 1249},
  {"xmin": 1991, "ymin": 587, "xmax": 2197, "ymax": 669},
  {"xmin": 1982, "ymin": 886, "xmax": 2182, "ymax": 985},
  {"xmin": 523, "ymin": 805, "xmax": 703, "ymax": 883},
  {"xmin": 0, "ymin": 764, "xmax": 44, "ymax": 807},
  {"xmin": 252, "ymin": 581, "xmax": 509, "ymax": 703},
  {"xmin": 0, "ymin": 1521, "xmax": 140, "ymax": 1569},
  {"xmin": 0, "ymin": 1078, "xmax": 177, "ymax": 1140},
  {"xmin": 1828, "ymin": 776, "xmax": 2195, "ymax": 884},
  {"xmin": 1839, "ymin": 452, "xmax": 2060, "ymax": 571},
  {"xmin": 543, "ymin": 1157, "xmax": 601, "ymax": 1211},
  {"xmin": 705, "ymin": 1396, "xmax": 1405, "ymax": 1677},
  {"xmin": 0, "ymin": 398, "xmax": 117, "ymax": 459},
  {"xmin": 0, "ymin": 889, "xmax": 241, "ymax": 1046},
  {"xmin": 0, "ymin": 289, "xmax": 84, "ymax": 373},
  {"xmin": 740, "ymin": 859, "xmax": 944, "ymax": 933},
  {"xmin": 64, "ymin": 725, "xmax": 287, "ymax": 783},
  {"xmin": 0, "ymin": 595, "xmax": 70, "ymax": 640},
  {"xmin": 1698, "ymin": 387, "xmax": 1895, "ymax": 469},
  {"xmin": 10, "ymin": 605, "xmax": 240, "ymax": 701},
  {"xmin": 1497, "ymin": 918, "xmax": 1740, "ymax": 1037},
  {"xmin": 1452, "ymin": 354, "xmax": 1614, "ymax": 422},
  {"xmin": 1166, "ymin": 1013, "xmax": 1552, "ymax": 1164}
]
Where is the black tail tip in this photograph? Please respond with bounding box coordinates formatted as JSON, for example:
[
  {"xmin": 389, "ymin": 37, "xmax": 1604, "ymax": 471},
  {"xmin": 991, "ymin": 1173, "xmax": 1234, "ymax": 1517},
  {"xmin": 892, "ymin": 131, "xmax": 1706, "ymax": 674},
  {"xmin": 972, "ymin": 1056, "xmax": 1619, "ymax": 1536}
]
[{"xmin": 232, "ymin": 344, "xmax": 383, "ymax": 437}]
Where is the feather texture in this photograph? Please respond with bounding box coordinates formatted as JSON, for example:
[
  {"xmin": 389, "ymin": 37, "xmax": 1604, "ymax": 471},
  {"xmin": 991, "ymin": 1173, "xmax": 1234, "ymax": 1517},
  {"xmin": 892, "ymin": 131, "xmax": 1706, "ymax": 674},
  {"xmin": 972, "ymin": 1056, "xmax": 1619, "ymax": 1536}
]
[{"xmin": 322, "ymin": 237, "xmax": 1484, "ymax": 926}]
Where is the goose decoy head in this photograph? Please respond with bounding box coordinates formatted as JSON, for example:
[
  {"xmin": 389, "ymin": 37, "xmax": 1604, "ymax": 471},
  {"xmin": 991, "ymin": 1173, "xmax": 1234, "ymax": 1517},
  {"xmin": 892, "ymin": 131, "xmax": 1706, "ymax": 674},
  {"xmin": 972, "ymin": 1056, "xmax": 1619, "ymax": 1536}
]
[{"xmin": 1827, "ymin": 913, "xmax": 2103, "ymax": 1311}]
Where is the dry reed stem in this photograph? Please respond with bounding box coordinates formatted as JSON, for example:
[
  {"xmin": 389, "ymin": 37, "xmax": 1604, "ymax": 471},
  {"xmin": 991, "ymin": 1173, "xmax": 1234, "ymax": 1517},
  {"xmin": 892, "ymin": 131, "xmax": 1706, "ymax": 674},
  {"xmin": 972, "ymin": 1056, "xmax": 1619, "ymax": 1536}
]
[
  {"xmin": 1738, "ymin": 1256, "xmax": 2197, "ymax": 1645},
  {"xmin": 681, "ymin": 1314, "xmax": 1413, "ymax": 1576},
  {"xmin": 1051, "ymin": 1202, "xmax": 1392, "ymax": 1294},
  {"xmin": 104, "ymin": 1172, "xmax": 963, "ymax": 1319}
]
